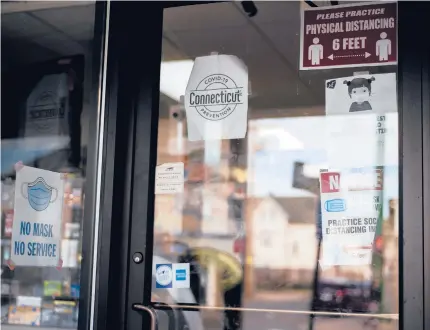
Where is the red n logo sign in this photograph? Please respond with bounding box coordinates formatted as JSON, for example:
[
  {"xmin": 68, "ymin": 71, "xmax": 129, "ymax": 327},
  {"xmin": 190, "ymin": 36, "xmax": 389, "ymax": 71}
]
[{"xmin": 320, "ymin": 172, "xmax": 340, "ymax": 193}]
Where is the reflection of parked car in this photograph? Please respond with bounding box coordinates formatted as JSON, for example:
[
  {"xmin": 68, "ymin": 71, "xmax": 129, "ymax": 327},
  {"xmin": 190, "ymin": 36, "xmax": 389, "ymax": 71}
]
[{"xmin": 314, "ymin": 278, "xmax": 372, "ymax": 313}]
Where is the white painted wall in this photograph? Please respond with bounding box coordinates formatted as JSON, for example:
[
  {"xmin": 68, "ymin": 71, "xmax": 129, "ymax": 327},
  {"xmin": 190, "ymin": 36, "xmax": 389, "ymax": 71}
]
[
  {"xmin": 252, "ymin": 198, "xmax": 288, "ymax": 269},
  {"xmin": 252, "ymin": 198, "xmax": 317, "ymax": 270}
]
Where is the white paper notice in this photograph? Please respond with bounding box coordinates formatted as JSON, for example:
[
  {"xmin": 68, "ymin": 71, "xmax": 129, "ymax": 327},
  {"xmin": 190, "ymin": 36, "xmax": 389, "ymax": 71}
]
[
  {"xmin": 325, "ymin": 73, "xmax": 398, "ymax": 168},
  {"xmin": 11, "ymin": 166, "xmax": 64, "ymax": 267},
  {"xmin": 155, "ymin": 163, "xmax": 184, "ymax": 194},
  {"xmin": 184, "ymin": 54, "xmax": 248, "ymax": 141},
  {"xmin": 24, "ymin": 73, "xmax": 69, "ymax": 137},
  {"xmin": 319, "ymin": 168, "xmax": 383, "ymax": 267}
]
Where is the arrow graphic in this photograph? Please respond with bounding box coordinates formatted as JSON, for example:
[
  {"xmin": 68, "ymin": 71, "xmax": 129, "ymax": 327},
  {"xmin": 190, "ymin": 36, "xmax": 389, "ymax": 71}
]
[{"xmin": 328, "ymin": 52, "xmax": 371, "ymax": 60}]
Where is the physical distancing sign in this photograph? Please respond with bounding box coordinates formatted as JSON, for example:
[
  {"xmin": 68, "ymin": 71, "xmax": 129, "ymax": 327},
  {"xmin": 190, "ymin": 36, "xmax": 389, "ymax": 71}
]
[{"xmin": 300, "ymin": 1, "xmax": 397, "ymax": 70}]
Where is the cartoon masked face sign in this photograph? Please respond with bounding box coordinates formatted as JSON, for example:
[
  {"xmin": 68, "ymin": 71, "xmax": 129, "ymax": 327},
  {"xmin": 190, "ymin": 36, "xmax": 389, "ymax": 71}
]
[
  {"xmin": 22, "ymin": 177, "xmax": 58, "ymax": 211},
  {"xmin": 343, "ymin": 76, "xmax": 376, "ymax": 112}
]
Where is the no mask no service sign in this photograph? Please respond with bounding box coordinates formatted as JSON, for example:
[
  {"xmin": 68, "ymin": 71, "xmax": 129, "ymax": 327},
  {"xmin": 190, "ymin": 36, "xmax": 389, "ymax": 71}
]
[
  {"xmin": 300, "ymin": 1, "xmax": 397, "ymax": 70},
  {"xmin": 11, "ymin": 166, "xmax": 64, "ymax": 267}
]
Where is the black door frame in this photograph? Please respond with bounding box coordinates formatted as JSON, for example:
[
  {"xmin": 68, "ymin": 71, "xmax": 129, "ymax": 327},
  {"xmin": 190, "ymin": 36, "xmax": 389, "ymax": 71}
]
[
  {"xmin": 423, "ymin": 23, "xmax": 430, "ymax": 330},
  {"xmin": 90, "ymin": 2, "xmax": 430, "ymax": 330},
  {"xmin": 420, "ymin": 3, "xmax": 430, "ymax": 328}
]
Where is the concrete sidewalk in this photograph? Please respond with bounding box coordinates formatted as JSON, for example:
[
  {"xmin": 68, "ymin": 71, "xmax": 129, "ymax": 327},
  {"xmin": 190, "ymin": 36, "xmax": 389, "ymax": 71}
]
[{"xmin": 250, "ymin": 289, "xmax": 312, "ymax": 302}]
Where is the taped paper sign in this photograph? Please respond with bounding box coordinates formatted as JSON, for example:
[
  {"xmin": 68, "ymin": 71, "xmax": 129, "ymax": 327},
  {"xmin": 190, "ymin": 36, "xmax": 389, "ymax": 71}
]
[
  {"xmin": 319, "ymin": 168, "xmax": 383, "ymax": 267},
  {"xmin": 325, "ymin": 72, "xmax": 398, "ymax": 168},
  {"xmin": 155, "ymin": 162, "xmax": 184, "ymax": 194},
  {"xmin": 184, "ymin": 54, "xmax": 248, "ymax": 141},
  {"xmin": 11, "ymin": 166, "xmax": 64, "ymax": 267},
  {"xmin": 326, "ymin": 72, "xmax": 396, "ymax": 115}
]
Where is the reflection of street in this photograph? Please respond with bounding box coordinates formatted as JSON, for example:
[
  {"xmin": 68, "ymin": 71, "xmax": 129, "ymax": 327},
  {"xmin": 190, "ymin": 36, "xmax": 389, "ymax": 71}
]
[
  {"xmin": 154, "ymin": 100, "xmax": 399, "ymax": 330},
  {"xmin": 243, "ymin": 292, "xmax": 309, "ymax": 330},
  {"xmin": 201, "ymin": 289, "xmax": 397, "ymax": 330}
]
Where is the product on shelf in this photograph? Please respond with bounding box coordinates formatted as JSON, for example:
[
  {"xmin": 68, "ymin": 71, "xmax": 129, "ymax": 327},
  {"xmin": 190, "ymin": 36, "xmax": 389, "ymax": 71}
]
[
  {"xmin": 8, "ymin": 296, "xmax": 41, "ymax": 326},
  {"xmin": 71, "ymin": 284, "xmax": 80, "ymax": 298},
  {"xmin": 43, "ymin": 281, "xmax": 62, "ymax": 297},
  {"xmin": 40, "ymin": 298, "xmax": 78, "ymax": 328},
  {"xmin": 55, "ymin": 300, "xmax": 78, "ymax": 328},
  {"xmin": 40, "ymin": 301, "xmax": 57, "ymax": 326},
  {"xmin": 61, "ymin": 239, "xmax": 79, "ymax": 268}
]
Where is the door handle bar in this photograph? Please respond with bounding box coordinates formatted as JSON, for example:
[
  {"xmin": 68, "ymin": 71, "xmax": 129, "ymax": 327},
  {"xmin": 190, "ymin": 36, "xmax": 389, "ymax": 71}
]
[
  {"xmin": 151, "ymin": 303, "xmax": 399, "ymax": 320},
  {"xmin": 132, "ymin": 304, "xmax": 157, "ymax": 330},
  {"xmin": 133, "ymin": 303, "xmax": 179, "ymax": 330},
  {"xmin": 133, "ymin": 301, "xmax": 398, "ymax": 330}
]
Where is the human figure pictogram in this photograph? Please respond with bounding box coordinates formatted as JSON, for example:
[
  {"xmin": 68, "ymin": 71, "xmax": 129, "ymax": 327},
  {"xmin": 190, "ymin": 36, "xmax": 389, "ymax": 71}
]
[
  {"xmin": 308, "ymin": 37, "xmax": 323, "ymax": 65},
  {"xmin": 376, "ymin": 32, "xmax": 392, "ymax": 61}
]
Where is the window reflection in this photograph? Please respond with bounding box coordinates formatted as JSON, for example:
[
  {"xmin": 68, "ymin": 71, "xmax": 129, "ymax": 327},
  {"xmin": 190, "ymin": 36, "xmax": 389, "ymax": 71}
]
[{"xmin": 153, "ymin": 2, "xmax": 398, "ymax": 330}]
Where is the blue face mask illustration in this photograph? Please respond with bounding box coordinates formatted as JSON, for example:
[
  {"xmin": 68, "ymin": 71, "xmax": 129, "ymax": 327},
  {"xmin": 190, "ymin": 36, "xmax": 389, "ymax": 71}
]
[{"xmin": 22, "ymin": 177, "xmax": 57, "ymax": 211}]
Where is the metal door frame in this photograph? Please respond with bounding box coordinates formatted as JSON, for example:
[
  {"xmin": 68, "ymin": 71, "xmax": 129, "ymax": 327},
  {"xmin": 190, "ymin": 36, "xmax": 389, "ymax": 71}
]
[{"xmin": 91, "ymin": 2, "xmax": 430, "ymax": 330}]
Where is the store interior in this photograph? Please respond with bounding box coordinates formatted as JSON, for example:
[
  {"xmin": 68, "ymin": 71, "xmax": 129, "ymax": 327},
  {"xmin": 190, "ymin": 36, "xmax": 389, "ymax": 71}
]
[{"xmin": 1, "ymin": 2, "xmax": 95, "ymax": 327}]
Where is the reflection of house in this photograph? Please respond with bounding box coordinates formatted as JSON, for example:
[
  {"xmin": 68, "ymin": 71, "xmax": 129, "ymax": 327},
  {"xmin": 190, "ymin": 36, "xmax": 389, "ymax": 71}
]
[{"xmin": 251, "ymin": 195, "xmax": 318, "ymax": 288}]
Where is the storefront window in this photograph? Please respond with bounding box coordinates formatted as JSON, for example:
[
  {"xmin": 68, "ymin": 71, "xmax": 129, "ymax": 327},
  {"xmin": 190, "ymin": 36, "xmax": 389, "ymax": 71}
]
[
  {"xmin": 152, "ymin": 2, "xmax": 398, "ymax": 330},
  {"xmin": 1, "ymin": 2, "xmax": 101, "ymax": 328}
]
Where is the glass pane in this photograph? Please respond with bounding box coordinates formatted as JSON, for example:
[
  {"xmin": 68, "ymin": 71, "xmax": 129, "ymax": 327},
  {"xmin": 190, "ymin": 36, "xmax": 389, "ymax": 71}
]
[
  {"xmin": 153, "ymin": 2, "xmax": 398, "ymax": 330},
  {"xmin": 1, "ymin": 2, "xmax": 102, "ymax": 329}
]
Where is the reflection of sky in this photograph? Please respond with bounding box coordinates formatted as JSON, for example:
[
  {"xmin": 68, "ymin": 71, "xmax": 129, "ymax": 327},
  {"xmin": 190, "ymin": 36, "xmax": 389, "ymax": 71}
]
[
  {"xmin": 250, "ymin": 149, "xmax": 325, "ymax": 197},
  {"xmin": 248, "ymin": 116, "xmax": 399, "ymax": 217}
]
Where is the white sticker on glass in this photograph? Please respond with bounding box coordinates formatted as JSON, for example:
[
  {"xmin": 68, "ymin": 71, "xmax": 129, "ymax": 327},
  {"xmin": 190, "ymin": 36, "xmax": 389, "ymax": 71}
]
[
  {"xmin": 155, "ymin": 162, "xmax": 184, "ymax": 194},
  {"xmin": 155, "ymin": 263, "xmax": 190, "ymax": 289}
]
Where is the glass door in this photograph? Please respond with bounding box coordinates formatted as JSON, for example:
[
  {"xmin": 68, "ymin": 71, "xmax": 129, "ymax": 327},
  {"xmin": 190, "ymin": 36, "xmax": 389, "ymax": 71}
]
[
  {"xmin": 1, "ymin": 2, "xmax": 108, "ymax": 330},
  {"xmin": 113, "ymin": 2, "xmax": 427, "ymax": 330}
]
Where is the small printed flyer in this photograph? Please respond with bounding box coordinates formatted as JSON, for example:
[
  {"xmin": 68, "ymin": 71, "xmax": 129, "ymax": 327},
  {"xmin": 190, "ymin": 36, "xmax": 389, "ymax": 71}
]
[
  {"xmin": 319, "ymin": 167, "xmax": 383, "ymax": 267},
  {"xmin": 155, "ymin": 162, "xmax": 184, "ymax": 194},
  {"xmin": 11, "ymin": 166, "xmax": 64, "ymax": 267}
]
